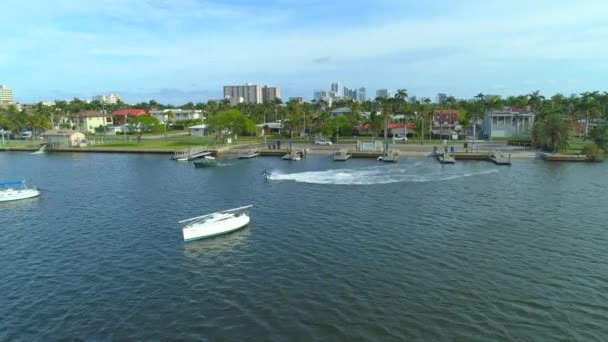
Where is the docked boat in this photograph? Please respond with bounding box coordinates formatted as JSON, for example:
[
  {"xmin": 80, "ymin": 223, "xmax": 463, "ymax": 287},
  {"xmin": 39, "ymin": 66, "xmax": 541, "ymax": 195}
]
[
  {"xmin": 238, "ymin": 150, "xmax": 259, "ymax": 159},
  {"xmin": 378, "ymin": 151, "xmax": 400, "ymax": 163},
  {"xmin": 193, "ymin": 156, "xmax": 218, "ymax": 168},
  {"xmin": 0, "ymin": 181, "xmax": 41, "ymax": 202},
  {"xmin": 333, "ymin": 149, "xmax": 351, "ymax": 161},
  {"xmin": 281, "ymin": 150, "xmax": 303, "ymax": 161},
  {"xmin": 179, "ymin": 205, "xmax": 252, "ymax": 242}
]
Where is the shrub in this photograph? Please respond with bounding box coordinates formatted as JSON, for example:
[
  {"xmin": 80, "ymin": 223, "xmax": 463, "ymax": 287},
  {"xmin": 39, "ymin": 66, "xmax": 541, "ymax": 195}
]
[{"xmin": 581, "ymin": 143, "xmax": 605, "ymax": 162}]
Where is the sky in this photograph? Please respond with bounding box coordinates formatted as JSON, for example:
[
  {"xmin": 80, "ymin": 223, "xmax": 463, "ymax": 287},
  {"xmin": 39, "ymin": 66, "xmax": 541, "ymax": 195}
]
[{"xmin": 1, "ymin": 0, "xmax": 608, "ymax": 104}]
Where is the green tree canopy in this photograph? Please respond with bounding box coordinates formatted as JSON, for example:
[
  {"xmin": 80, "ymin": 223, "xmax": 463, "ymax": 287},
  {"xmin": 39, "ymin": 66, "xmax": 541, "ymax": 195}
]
[
  {"xmin": 532, "ymin": 113, "xmax": 571, "ymax": 152},
  {"xmin": 207, "ymin": 109, "xmax": 255, "ymax": 141}
]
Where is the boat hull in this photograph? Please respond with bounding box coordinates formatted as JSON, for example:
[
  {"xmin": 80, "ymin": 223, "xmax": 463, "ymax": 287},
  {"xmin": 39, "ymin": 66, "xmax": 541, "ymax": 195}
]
[
  {"xmin": 183, "ymin": 215, "xmax": 250, "ymax": 242},
  {"xmin": 0, "ymin": 189, "xmax": 41, "ymax": 202}
]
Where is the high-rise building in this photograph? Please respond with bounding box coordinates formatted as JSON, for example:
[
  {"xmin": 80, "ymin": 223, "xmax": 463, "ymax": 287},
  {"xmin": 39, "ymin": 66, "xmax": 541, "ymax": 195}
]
[
  {"xmin": 93, "ymin": 93, "xmax": 121, "ymax": 104},
  {"xmin": 223, "ymin": 84, "xmax": 281, "ymax": 106},
  {"xmin": 262, "ymin": 86, "xmax": 281, "ymax": 103},
  {"xmin": 331, "ymin": 82, "xmax": 343, "ymax": 97},
  {"xmin": 436, "ymin": 93, "xmax": 448, "ymax": 104},
  {"xmin": 357, "ymin": 87, "xmax": 366, "ymax": 102},
  {"xmin": 376, "ymin": 89, "xmax": 391, "ymax": 99},
  {"xmin": 0, "ymin": 85, "xmax": 15, "ymax": 105}
]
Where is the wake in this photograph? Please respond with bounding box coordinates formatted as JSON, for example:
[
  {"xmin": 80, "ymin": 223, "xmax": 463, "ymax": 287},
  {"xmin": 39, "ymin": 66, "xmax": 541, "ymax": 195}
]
[{"xmin": 267, "ymin": 165, "xmax": 499, "ymax": 185}]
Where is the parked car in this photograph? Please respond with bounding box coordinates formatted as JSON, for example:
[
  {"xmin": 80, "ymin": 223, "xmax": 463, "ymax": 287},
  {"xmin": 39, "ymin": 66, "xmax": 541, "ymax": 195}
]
[
  {"xmin": 392, "ymin": 134, "xmax": 407, "ymax": 142},
  {"xmin": 20, "ymin": 131, "xmax": 33, "ymax": 139},
  {"xmin": 314, "ymin": 139, "xmax": 332, "ymax": 146}
]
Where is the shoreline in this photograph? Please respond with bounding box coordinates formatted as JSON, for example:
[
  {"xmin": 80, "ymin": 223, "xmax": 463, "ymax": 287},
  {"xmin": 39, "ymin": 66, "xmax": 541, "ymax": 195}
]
[{"xmin": 0, "ymin": 144, "xmax": 539, "ymax": 159}]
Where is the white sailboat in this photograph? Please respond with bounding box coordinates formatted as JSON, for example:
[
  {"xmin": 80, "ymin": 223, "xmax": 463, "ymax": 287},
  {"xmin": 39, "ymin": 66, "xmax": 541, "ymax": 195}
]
[
  {"xmin": 179, "ymin": 205, "xmax": 252, "ymax": 242},
  {"xmin": 0, "ymin": 181, "xmax": 41, "ymax": 202}
]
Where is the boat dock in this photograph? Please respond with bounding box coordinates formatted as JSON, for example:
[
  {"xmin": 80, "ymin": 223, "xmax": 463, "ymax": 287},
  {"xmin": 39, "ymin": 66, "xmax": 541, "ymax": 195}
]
[
  {"xmin": 452, "ymin": 152, "xmax": 511, "ymax": 165},
  {"xmin": 435, "ymin": 152, "xmax": 456, "ymax": 164},
  {"xmin": 172, "ymin": 146, "xmax": 210, "ymax": 161}
]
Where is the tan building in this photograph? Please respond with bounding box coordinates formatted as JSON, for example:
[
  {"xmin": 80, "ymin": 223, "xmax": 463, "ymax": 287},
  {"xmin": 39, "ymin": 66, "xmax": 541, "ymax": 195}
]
[
  {"xmin": 42, "ymin": 130, "xmax": 87, "ymax": 147},
  {"xmin": 76, "ymin": 111, "xmax": 113, "ymax": 133},
  {"xmin": 0, "ymin": 85, "xmax": 15, "ymax": 106}
]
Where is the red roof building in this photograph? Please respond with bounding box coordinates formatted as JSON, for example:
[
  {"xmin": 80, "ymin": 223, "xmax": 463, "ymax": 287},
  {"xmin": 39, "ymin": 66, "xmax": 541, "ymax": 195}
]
[{"xmin": 113, "ymin": 109, "xmax": 148, "ymax": 117}]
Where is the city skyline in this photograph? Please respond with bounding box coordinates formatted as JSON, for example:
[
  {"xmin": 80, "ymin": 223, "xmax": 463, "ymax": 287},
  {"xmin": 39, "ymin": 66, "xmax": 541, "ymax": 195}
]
[{"xmin": 1, "ymin": 0, "xmax": 608, "ymax": 104}]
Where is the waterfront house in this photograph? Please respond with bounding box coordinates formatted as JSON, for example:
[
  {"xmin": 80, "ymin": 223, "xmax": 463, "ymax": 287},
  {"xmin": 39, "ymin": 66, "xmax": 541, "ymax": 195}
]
[
  {"xmin": 76, "ymin": 111, "xmax": 113, "ymax": 134},
  {"xmin": 483, "ymin": 107, "xmax": 534, "ymax": 138},
  {"xmin": 188, "ymin": 124, "xmax": 208, "ymax": 136},
  {"xmin": 330, "ymin": 107, "xmax": 351, "ymax": 117},
  {"xmin": 256, "ymin": 122, "xmax": 283, "ymax": 136},
  {"xmin": 42, "ymin": 130, "xmax": 86, "ymax": 148},
  {"xmin": 150, "ymin": 109, "xmax": 204, "ymax": 124}
]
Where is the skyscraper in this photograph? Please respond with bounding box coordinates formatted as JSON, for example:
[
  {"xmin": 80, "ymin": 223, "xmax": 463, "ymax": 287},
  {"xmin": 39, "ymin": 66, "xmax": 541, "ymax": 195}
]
[
  {"xmin": 224, "ymin": 84, "xmax": 281, "ymax": 106},
  {"xmin": 331, "ymin": 82, "xmax": 343, "ymax": 97},
  {"xmin": 376, "ymin": 89, "xmax": 391, "ymax": 99},
  {"xmin": 358, "ymin": 87, "xmax": 366, "ymax": 102},
  {"xmin": 436, "ymin": 93, "xmax": 447, "ymax": 104},
  {"xmin": 0, "ymin": 85, "xmax": 15, "ymax": 105}
]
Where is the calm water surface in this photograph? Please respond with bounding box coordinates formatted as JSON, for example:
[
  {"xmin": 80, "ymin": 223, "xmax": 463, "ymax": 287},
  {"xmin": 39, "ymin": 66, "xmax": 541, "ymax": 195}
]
[{"xmin": 1, "ymin": 151, "xmax": 608, "ymax": 341}]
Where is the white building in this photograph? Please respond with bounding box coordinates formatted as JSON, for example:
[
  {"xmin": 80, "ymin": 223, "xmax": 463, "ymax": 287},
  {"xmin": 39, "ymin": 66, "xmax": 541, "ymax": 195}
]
[
  {"xmin": 224, "ymin": 84, "xmax": 281, "ymax": 106},
  {"xmin": 0, "ymin": 85, "xmax": 15, "ymax": 105},
  {"xmin": 331, "ymin": 82, "xmax": 343, "ymax": 97},
  {"xmin": 92, "ymin": 93, "xmax": 121, "ymax": 104},
  {"xmin": 150, "ymin": 109, "xmax": 204, "ymax": 124},
  {"xmin": 483, "ymin": 107, "xmax": 535, "ymax": 138},
  {"xmin": 188, "ymin": 124, "xmax": 208, "ymax": 136}
]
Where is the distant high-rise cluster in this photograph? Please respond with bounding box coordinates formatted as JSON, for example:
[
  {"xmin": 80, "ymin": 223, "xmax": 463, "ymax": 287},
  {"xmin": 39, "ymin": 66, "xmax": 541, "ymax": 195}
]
[
  {"xmin": 314, "ymin": 82, "xmax": 366, "ymax": 103},
  {"xmin": 223, "ymin": 84, "xmax": 281, "ymax": 106},
  {"xmin": 0, "ymin": 85, "xmax": 15, "ymax": 106},
  {"xmin": 93, "ymin": 93, "xmax": 121, "ymax": 104}
]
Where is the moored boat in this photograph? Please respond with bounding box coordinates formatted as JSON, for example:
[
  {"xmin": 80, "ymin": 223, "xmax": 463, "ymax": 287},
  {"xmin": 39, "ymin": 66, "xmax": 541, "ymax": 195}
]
[
  {"xmin": 179, "ymin": 205, "xmax": 252, "ymax": 242},
  {"xmin": 333, "ymin": 149, "xmax": 351, "ymax": 161},
  {"xmin": 0, "ymin": 181, "xmax": 41, "ymax": 202},
  {"xmin": 238, "ymin": 150, "xmax": 260, "ymax": 159}
]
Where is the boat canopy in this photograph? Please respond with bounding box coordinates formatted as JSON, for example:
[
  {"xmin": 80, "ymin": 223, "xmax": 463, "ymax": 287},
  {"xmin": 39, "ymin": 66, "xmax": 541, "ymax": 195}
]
[{"xmin": 0, "ymin": 181, "xmax": 24, "ymax": 187}]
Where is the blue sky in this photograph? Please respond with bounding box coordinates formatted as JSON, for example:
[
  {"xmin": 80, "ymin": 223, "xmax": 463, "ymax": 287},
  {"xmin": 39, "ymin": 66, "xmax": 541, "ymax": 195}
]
[{"xmin": 1, "ymin": 0, "xmax": 607, "ymax": 104}]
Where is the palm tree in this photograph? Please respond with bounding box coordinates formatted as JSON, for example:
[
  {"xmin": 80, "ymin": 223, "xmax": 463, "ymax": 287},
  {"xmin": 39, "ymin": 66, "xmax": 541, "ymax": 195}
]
[
  {"xmin": 527, "ymin": 90, "xmax": 545, "ymax": 116},
  {"xmin": 578, "ymin": 92, "xmax": 601, "ymax": 136},
  {"xmin": 532, "ymin": 112, "xmax": 570, "ymax": 153}
]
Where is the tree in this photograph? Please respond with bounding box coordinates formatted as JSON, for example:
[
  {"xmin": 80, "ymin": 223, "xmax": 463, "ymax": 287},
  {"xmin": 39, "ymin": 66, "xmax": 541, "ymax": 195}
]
[
  {"xmin": 532, "ymin": 113, "xmax": 571, "ymax": 153},
  {"xmin": 589, "ymin": 124, "xmax": 608, "ymax": 152},
  {"xmin": 207, "ymin": 109, "xmax": 255, "ymax": 142},
  {"xmin": 131, "ymin": 116, "xmax": 160, "ymax": 142},
  {"xmin": 164, "ymin": 111, "xmax": 175, "ymax": 138}
]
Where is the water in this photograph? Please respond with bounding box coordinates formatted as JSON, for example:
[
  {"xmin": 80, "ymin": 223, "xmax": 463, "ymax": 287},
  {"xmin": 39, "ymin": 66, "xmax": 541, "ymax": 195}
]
[{"xmin": 1, "ymin": 152, "xmax": 608, "ymax": 341}]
